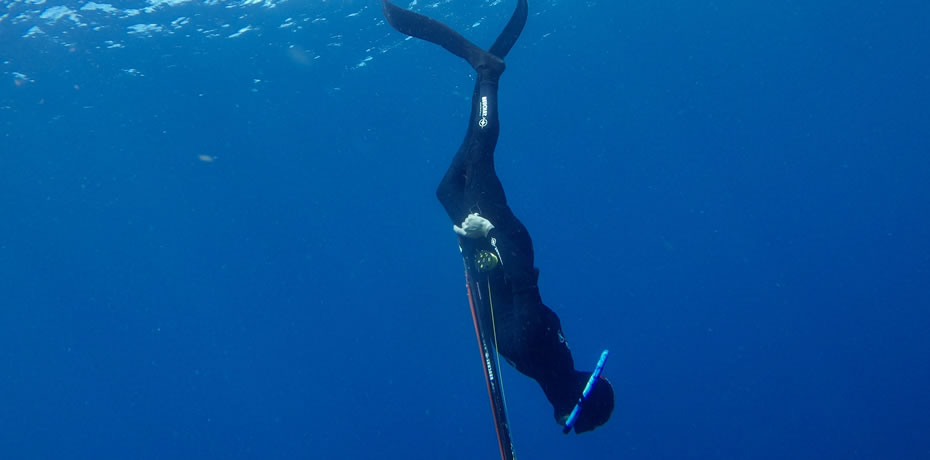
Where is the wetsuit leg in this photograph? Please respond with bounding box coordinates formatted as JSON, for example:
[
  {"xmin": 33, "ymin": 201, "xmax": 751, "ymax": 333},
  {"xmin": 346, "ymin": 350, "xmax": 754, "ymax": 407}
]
[{"xmin": 435, "ymin": 81, "xmax": 485, "ymax": 223}]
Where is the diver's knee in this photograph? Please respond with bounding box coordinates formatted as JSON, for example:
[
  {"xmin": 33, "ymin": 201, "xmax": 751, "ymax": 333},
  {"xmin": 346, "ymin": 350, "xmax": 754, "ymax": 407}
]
[
  {"xmin": 436, "ymin": 180, "xmax": 450, "ymax": 203},
  {"xmin": 436, "ymin": 180, "xmax": 460, "ymax": 214}
]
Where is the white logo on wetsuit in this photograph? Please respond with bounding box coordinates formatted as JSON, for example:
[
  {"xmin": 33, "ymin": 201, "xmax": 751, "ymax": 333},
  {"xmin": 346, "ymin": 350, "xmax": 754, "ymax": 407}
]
[{"xmin": 478, "ymin": 96, "xmax": 488, "ymax": 128}]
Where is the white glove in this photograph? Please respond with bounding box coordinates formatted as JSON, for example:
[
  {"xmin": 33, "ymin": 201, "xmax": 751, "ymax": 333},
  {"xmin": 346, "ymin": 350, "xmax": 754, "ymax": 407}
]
[{"xmin": 454, "ymin": 213, "xmax": 495, "ymax": 239}]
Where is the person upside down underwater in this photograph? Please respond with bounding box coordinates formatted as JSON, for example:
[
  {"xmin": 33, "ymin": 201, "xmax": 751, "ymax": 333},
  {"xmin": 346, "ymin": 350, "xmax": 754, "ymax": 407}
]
[{"xmin": 381, "ymin": 0, "xmax": 614, "ymax": 433}]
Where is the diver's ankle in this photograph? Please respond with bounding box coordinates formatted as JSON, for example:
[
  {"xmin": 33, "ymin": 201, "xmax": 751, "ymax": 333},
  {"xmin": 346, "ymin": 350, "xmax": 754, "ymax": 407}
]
[{"xmin": 474, "ymin": 54, "xmax": 505, "ymax": 81}]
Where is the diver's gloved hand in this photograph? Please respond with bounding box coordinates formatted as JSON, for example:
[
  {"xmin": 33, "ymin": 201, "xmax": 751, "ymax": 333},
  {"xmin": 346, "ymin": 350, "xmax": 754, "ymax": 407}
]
[{"xmin": 454, "ymin": 213, "xmax": 495, "ymax": 239}]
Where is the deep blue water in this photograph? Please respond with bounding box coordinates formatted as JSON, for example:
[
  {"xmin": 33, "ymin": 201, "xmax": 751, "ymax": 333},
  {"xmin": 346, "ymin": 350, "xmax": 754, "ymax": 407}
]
[{"xmin": 2, "ymin": 0, "xmax": 929, "ymax": 459}]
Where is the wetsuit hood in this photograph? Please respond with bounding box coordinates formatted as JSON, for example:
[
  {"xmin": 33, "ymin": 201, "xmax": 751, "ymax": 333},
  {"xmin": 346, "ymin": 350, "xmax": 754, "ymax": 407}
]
[{"xmin": 557, "ymin": 371, "xmax": 615, "ymax": 434}]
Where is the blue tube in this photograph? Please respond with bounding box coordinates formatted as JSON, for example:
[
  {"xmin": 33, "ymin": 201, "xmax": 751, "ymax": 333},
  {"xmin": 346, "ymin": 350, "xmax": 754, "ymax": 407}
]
[{"xmin": 562, "ymin": 350, "xmax": 610, "ymax": 434}]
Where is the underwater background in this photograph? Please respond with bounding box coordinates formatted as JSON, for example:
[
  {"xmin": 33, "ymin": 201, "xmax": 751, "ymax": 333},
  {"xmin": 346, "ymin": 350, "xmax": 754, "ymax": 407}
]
[{"xmin": 1, "ymin": 0, "xmax": 929, "ymax": 458}]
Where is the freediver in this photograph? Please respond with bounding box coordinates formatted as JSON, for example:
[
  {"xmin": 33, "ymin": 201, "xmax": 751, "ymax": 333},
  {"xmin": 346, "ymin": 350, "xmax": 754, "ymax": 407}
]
[{"xmin": 380, "ymin": 0, "xmax": 614, "ymax": 433}]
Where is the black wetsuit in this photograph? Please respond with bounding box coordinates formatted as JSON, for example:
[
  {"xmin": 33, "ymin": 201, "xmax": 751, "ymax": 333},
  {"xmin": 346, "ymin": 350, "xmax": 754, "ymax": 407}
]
[{"xmin": 381, "ymin": 0, "xmax": 613, "ymax": 433}]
